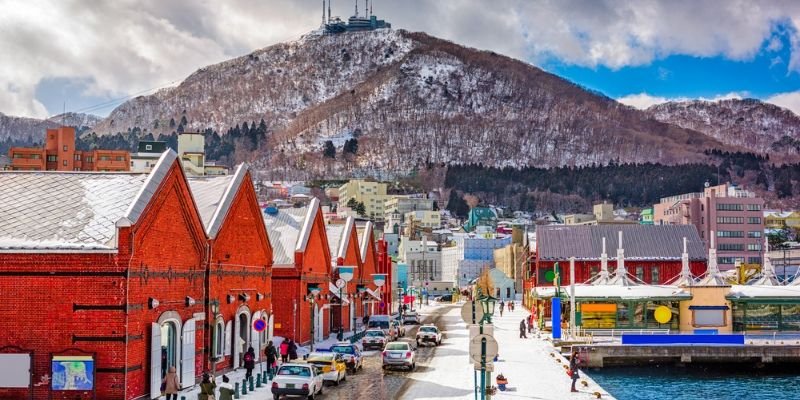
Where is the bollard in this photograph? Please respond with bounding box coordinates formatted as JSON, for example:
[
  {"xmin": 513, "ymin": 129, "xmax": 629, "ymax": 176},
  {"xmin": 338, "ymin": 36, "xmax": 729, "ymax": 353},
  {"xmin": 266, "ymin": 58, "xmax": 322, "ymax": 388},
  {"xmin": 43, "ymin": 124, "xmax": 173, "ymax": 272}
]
[
  {"xmin": 249, "ymin": 376, "xmax": 255, "ymax": 391},
  {"xmin": 263, "ymin": 369, "xmax": 269, "ymax": 383},
  {"xmin": 256, "ymin": 373, "xmax": 262, "ymax": 388},
  {"xmin": 181, "ymin": 397, "xmax": 186, "ymax": 400},
  {"xmin": 242, "ymin": 378, "xmax": 248, "ymax": 394},
  {"xmin": 234, "ymin": 382, "xmax": 240, "ymax": 399}
]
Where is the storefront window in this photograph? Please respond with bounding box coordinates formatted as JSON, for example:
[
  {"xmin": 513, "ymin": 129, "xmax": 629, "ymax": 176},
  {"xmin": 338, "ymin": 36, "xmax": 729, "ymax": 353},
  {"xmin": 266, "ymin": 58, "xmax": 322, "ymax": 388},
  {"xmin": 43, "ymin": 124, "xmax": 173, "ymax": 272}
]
[
  {"xmin": 633, "ymin": 302, "xmax": 645, "ymax": 326},
  {"xmin": 732, "ymin": 303, "xmax": 745, "ymax": 331},
  {"xmin": 746, "ymin": 304, "xmax": 780, "ymax": 330},
  {"xmin": 781, "ymin": 304, "xmax": 800, "ymax": 330},
  {"xmin": 617, "ymin": 303, "xmax": 629, "ymax": 326}
]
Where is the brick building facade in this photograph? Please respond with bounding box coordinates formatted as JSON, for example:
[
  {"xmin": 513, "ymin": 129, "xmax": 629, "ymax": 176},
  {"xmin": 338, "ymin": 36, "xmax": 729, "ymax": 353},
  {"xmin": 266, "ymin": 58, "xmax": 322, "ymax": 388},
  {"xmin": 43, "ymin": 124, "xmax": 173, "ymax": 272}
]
[
  {"xmin": 328, "ymin": 217, "xmax": 363, "ymax": 334},
  {"xmin": 264, "ymin": 199, "xmax": 332, "ymax": 346},
  {"xmin": 7, "ymin": 126, "xmax": 130, "ymax": 171}
]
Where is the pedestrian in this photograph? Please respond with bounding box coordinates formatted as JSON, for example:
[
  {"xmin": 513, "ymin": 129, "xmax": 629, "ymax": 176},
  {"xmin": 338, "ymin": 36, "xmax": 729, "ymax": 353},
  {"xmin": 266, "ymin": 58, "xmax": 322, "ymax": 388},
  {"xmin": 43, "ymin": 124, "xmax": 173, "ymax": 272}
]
[
  {"xmin": 528, "ymin": 314, "xmax": 534, "ymax": 333},
  {"xmin": 519, "ymin": 319, "xmax": 528, "ymax": 339},
  {"xmin": 362, "ymin": 314, "xmax": 370, "ymax": 331},
  {"xmin": 198, "ymin": 372, "xmax": 216, "ymax": 400},
  {"xmin": 288, "ymin": 339, "xmax": 298, "ymax": 361},
  {"xmin": 265, "ymin": 341, "xmax": 278, "ymax": 376},
  {"xmin": 337, "ymin": 326, "xmax": 344, "ymax": 341},
  {"xmin": 569, "ymin": 351, "xmax": 581, "ymax": 393},
  {"xmin": 279, "ymin": 339, "xmax": 289, "ymax": 363},
  {"xmin": 161, "ymin": 365, "xmax": 181, "ymax": 400},
  {"xmin": 499, "ymin": 300, "xmax": 504, "ymax": 313},
  {"xmin": 508, "ymin": 302, "xmax": 512, "ymax": 312},
  {"xmin": 499, "ymin": 304, "xmax": 504, "ymax": 317},
  {"xmin": 243, "ymin": 346, "xmax": 255, "ymax": 380},
  {"xmin": 511, "ymin": 302, "xmax": 515, "ymax": 312},
  {"xmin": 218, "ymin": 375, "xmax": 234, "ymax": 400}
]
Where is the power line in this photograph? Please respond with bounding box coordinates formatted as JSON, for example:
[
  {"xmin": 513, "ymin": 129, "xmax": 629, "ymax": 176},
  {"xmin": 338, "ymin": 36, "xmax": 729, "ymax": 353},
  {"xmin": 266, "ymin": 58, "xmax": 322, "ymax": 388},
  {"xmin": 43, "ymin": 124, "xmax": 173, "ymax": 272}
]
[{"xmin": 51, "ymin": 78, "xmax": 183, "ymax": 118}]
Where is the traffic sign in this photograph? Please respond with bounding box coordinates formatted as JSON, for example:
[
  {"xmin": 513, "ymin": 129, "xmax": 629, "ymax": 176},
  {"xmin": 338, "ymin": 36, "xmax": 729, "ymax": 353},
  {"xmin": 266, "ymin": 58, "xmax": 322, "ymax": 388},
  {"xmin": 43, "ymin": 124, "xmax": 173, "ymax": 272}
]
[
  {"xmin": 335, "ymin": 278, "xmax": 346, "ymax": 289},
  {"xmin": 460, "ymin": 301, "xmax": 484, "ymax": 324},
  {"xmin": 468, "ymin": 324, "xmax": 494, "ymax": 339},
  {"xmin": 473, "ymin": 362, "xmax": 494, "ymax": 372},
  {"xmin": 253, "ymin": 318, "xmax": 267, "ymax": 332},
  {"xmin": 469, "ymin": 334, "xmax": 498, "ymax": 364}
]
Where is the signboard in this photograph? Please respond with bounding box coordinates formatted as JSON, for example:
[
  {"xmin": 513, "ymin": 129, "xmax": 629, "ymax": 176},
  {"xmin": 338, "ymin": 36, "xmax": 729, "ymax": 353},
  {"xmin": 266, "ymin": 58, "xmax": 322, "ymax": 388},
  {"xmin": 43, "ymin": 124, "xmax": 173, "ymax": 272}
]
[
  {"xmin": 468, "ymin": 324, "xmax": 494, "ymax": 339},
  {"xmin": 469, "ymin": 334, "xmax": 498, "ymax": 364},
  {"xmin": 460, "ymin": 301, "xmax": 484, "ymax": 324},
  {"xmin": 253, "ymin": 318, "xmax": 267, "ymax": 332},
  {"xmin": 551, "ymin": 297, "xmax": 562, "ymax": 340},
  {"xmin": 473, "ymin": 362, "xmax": 494, "ymax": 372},
  {"xmin": 0, "ymin": 353, "xmax": 31, "ymax": 387},
  {"xmin": 275, "ymin": 322, "xmax": 282, "ymax": 329},
  {"xmin": 52, "ymin": 355, "xmax": 94, "ymax": 390}
]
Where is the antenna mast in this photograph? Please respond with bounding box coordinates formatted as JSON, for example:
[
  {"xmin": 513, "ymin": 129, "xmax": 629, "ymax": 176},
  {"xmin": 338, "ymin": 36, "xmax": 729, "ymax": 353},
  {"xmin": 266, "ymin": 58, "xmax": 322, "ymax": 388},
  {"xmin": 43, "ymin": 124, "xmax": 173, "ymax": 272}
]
[
  {"xmin": 328, "ymin": 0, "xmax": 332, "ymax": 22},
  {"xmin": 365, "ymin": 0, "xmax": 368, "ymax": 17},
  {"xmin": 322, "ymin": 0, "xmax": 325, "ymax": 25},
  {"xmin": 370, "ymin": 0, "xmax": 373, "ymax": 16},
  {"xmin": 354, "ymin": 0, "xmax": 358, "ymax": 17}
]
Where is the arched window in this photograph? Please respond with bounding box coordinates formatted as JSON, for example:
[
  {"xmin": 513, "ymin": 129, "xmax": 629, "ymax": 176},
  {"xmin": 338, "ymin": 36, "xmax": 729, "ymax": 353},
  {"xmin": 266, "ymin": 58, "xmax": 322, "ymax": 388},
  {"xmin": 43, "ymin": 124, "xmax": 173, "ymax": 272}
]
[{"xmin": 214, "ymin": 319, "xmax": 225, "ymax": 359}]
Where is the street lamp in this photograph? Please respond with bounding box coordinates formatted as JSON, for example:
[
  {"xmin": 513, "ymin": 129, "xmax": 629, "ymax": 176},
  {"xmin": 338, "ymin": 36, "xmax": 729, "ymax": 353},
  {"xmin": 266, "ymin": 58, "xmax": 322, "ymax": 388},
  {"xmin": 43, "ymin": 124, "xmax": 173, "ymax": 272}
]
[
  {"xmin": 307, "ymin": 285, "xmax": 321, "ymax": 351},
  {"xmin": 477, "ymin": 293, "xmax": 497, "ymax": 400},
  {"xmin": 209, "ymin": 299, "xmax": 221, "ymax": 378},
  {"xmin": 336, "ymin": 266, "xmax": 355, "ymax": 340},
  {"xmin": 372, "ymin": 273, "xmax": 387, "ymax": 314}
]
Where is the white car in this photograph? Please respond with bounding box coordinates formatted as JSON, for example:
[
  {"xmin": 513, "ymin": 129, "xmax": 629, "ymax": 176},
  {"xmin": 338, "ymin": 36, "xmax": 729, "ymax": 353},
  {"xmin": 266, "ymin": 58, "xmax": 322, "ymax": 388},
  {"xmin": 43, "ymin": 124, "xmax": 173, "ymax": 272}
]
[
  {"xmin": 305, "ymin": 352, "xmax": 346, "ymax": 386},
  {"xmin": 271, "ymin": 363, "xmax": 324, "ymax": 400},
  {"xmin": 416, "ymin": 325, "xmax": 442, "ymax": 346},
  {"xmin": 362, "ymin": 329, "xmax": 388, "ymax": 350},
  {"xmin": 382, "ymin": 341, "xmax": 416, "ymax": 371}
]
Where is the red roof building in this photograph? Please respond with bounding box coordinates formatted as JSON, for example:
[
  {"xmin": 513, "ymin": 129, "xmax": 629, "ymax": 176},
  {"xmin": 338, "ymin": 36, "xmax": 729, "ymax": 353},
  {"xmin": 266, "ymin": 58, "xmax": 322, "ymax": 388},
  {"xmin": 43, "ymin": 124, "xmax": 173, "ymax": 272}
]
[
  {"xmin": 358, "ymin": 222, "xmax": 389, "ymax": 316},
  {"xmin": 8, "ymin": 126, "xmax": 130, "ymax": 172},
  {"xmin": 328, "ymin": 217, "xmax": 364, "ymax": 333}
]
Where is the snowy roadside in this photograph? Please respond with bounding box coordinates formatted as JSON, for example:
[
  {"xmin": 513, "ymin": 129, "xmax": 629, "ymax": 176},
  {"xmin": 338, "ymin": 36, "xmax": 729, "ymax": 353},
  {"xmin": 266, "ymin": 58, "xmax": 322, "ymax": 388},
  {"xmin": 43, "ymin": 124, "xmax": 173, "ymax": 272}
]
[{"xmin": 401, "ymin": 301, "xmax": 615, "ymax": 400}]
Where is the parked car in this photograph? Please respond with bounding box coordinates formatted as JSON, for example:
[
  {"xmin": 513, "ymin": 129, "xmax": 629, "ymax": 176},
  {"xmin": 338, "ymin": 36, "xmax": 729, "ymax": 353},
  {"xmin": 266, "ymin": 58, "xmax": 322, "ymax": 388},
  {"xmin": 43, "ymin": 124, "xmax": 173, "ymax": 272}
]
[
  {"xmin": 402, "ymin": 311, "xmax": 420, "ymax": 325},
  {"xmin": 271, "ymin": 363, "xmax": 324, "ymax": 400},
  {"xmin": 382, "ymin": 341, "xmax": 416, "ymax": 371},
  {"xmin": 435, "ymin": 294, "xmax": 453, "ymax": 302},
  {"xmin": 362, "ymin": 329, "xmax": 389, "ymax": 350},
  {"xmin": 330, "ymin": 342, "xmax": 363, "ymax": 372},
  {"xmin": 416, "ymin": 324, "xmax": 443, "ymax": 346},
  {"xmin": 305, "ymin": 352, "xmax": 347, "ymax": 386},
  {"xmin": 368, "ymin": 315, "xmax": 396, "ymax": 339}
]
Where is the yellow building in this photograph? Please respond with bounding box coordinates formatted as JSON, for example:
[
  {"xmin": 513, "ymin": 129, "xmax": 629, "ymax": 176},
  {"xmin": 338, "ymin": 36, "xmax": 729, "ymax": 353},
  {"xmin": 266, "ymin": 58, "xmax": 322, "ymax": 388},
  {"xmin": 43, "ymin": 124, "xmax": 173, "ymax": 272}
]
[
  {"xmin": 764, "ymin": 211, "xmax": 800, "ymax": 229},
  {"xmin": 338, "ymin": 179, "xmax": 389, "ymax": 220},
  {"xmin": 405, "ymin": 210, "xmax": 441, "ymax": 229}
]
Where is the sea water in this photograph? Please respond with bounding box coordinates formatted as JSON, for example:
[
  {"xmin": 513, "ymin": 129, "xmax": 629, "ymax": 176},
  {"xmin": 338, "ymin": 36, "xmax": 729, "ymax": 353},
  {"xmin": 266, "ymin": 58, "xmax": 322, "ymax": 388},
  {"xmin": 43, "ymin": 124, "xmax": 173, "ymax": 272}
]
[{"xmin": 589, "ymin": 364, "xmax": 800, "ymax": 400}]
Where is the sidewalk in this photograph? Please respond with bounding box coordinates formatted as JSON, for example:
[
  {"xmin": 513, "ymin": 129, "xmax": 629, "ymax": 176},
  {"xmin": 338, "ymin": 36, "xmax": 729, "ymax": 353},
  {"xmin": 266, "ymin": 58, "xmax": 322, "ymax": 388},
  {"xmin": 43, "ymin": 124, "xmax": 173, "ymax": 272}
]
[{"xmin": 400, "ymin": 301, "xmax": 615, "ymax": 399}]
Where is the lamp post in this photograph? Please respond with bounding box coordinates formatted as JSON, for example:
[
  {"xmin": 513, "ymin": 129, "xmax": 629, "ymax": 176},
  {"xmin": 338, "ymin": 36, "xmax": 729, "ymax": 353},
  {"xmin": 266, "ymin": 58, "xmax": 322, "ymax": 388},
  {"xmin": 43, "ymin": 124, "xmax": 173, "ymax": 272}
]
[
  {"xmin": 210, "ymin": 299, "xmax": 220, "ymax": 378},
  {"xmin": 477, "ymin": 292, "xmax": 497, "ymax": 400},
  {"xmin": 307, "ymin": 285, "xmax": 321, "ymax": 351},
  {"xmin": 337, "ymin": 267, "xmax": 355, "ymax": 339}
]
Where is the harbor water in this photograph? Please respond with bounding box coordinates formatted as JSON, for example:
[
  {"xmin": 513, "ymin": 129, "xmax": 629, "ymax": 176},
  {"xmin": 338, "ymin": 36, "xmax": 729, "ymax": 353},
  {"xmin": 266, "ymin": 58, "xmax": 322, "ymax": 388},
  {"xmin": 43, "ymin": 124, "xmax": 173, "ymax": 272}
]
[{"xmin": 590, "ymin": 364, "xmax": 800, "ymax": 400}]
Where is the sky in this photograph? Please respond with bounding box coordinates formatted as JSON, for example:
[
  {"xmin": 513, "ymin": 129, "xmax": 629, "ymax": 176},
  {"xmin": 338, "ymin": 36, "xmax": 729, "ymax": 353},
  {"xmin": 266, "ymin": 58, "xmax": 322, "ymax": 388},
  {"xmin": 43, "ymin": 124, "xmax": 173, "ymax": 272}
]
[{"xmin": 2, "ymin": 0, "xmax": 800, "ymax": 118}]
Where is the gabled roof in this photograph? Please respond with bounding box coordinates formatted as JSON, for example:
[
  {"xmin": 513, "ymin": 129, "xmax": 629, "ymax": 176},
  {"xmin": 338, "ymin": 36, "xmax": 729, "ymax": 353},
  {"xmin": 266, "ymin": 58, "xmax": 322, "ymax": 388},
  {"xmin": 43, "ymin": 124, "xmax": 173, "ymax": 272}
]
[
  {"xmin": 0, "ymin": 150, "xmax": 177, "ymax": 250},
  {"xmin": 263, "ymin": 206, "xmax": 309, "ymax": 265},
  {"xmin": 537, "ymin": 225, "xmax": 706, "ymax": 261},
  {"xmin": 187, "ymin": 164, "xmax": 247, "ymax": 238},
  {"xmin": 359, "ymin": 221, "xmax": 374, "ymax": 261},
  {"xmin": 326, "ymin": 224, "xmax": 346, "ymax": 261},
  {"xmin": 263, "ymin": 197, "xmax": 322, "ymax": 265}
]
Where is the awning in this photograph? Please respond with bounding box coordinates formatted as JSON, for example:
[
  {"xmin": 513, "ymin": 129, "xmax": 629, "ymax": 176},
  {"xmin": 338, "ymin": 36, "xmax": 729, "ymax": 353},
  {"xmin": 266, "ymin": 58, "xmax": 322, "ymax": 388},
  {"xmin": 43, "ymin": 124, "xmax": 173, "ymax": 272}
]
[
  {"xmin": 688, "ymin": 305, "xmax": 729, "ymax": 310},
  {"xmin": 329, "ymin": 282, "xmax": 350, "ymax": 304}
]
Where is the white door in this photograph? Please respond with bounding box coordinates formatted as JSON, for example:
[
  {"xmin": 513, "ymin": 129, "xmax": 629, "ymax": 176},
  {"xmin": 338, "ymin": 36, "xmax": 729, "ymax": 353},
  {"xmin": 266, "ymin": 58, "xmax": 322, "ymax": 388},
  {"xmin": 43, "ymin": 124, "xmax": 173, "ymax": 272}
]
[
  {"xmin": 181, "ymin": 319, "xmax": 196, "ymax": 386},
  {"xmin": 150, "ymin": 323, "xmax": 162, "ymax": 399},
  {"xmin": 349, "ymin": 302, "xmax": 355, "ymax": 331},
  {"xmin": 224, "ymin": 321, "xmax": 232, "ymax": 356},
  {"xmin": 268, "ymin": 315, "xmax": 274, "ymax": 341},
  {"xmin": 314, "ymin": 305, "xmax": 324, "ymax": 342},
  {"xmin": 233, "ymin": 316, "xmax": 241, "ymax": 369}
]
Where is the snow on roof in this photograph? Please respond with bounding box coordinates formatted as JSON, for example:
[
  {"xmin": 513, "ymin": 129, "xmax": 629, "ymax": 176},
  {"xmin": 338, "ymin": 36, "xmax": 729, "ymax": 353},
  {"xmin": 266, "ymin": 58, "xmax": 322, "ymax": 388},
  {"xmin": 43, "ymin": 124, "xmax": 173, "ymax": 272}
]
[
  {"xmin": 263, "ymin": 206, "xmax": 309, "ymax": 265},
  {"xmin": 537, "ymin": 225, "xmax": 706, "ymax": 261},
  {"xmin": 359, "ymin": 221, "xmax": 374, "ymax": 261},
  {"xmin": 0, "ymin": 172, "xmax": 149, "ymax": 250},
  {"xmin": 326, "ymin": 224, "xmax": 346, "ymax": 261},
  {"xmin": 187, "ymin": 164, "xmax": 246, "ymax": 238},
  {"xmin": 533, "ymin": 284, "xmax": 691, "ymax": 300},
  {"xmin": 727, "ymin": 285, "xmax": 800, "ymax": 299}
]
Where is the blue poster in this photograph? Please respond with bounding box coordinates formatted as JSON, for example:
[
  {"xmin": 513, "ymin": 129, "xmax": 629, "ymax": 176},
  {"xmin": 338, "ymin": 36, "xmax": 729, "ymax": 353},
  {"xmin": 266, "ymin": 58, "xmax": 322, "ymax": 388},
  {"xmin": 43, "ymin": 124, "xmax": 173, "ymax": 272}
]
[
  {"xmin": 551, "ymin": 297, "xmax": 562, "ymax": 340},
  {"xmin": 52, "ymin": 356, "xmax": 94, "ymax": 390}
]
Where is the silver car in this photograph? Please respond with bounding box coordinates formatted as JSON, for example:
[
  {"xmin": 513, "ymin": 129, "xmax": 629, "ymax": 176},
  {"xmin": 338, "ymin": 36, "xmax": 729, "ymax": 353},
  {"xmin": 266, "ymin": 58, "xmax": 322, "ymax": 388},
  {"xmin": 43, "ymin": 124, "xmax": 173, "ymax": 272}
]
[{"xmin": 381, "ymin": 341, "xmax": 416, "ymax": 371}]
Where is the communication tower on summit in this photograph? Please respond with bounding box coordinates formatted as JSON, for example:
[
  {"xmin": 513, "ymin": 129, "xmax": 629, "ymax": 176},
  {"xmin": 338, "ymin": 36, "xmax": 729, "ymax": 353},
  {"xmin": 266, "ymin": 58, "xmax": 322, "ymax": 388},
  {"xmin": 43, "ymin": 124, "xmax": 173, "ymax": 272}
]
[{"xmin": 321, "ymin": 0, "xmax": 390, "ymax": 34}]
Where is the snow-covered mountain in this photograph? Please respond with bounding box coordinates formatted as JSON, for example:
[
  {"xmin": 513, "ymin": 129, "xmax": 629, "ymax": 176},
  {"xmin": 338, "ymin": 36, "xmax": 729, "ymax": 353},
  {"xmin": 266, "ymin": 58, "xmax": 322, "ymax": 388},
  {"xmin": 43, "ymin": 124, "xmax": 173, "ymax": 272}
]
[
  {"xmin": 87, "ymin": 29, "xmax": 734, "ymax": 174},
  {"xmin": 646, "ymin": 99, "xmax": 800, "ymax": 155},
  {"xmin": 0, "ymin": 112, "xmax": 101, "ymax": 142}
]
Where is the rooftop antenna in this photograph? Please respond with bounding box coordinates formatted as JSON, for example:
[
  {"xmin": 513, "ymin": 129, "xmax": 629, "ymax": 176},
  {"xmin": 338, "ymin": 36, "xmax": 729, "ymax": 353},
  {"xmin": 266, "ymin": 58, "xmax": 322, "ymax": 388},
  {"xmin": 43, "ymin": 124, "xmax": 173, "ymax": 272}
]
[
  {"xmin": 328, "ymin": 0, "xmax": 332, "ymax": 21},
  {"xmin": 322, "ymin": 0, "xmax": 325, "ymax": 25},
  {"xmin": 354, "ymin": 0, "xmax": 358, "ymax": 17},
  {"xmin": 370, "ymin": 0, "xmax": 373, "ymax": 16},
  {"xmin": 365, "ymin": 0, "xmax": 369, "ymax": 17},
  {"xmin": 62, "ymin": 101, "xmax": 66, "ymax": 125}
]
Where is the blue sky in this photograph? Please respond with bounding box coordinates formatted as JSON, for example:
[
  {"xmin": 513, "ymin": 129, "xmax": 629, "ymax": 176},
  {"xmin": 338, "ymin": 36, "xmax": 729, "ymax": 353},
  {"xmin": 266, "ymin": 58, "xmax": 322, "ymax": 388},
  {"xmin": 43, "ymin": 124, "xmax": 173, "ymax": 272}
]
[{"xmin": 2, "ymin": 0, "xmax": 800, "ymax": 118}]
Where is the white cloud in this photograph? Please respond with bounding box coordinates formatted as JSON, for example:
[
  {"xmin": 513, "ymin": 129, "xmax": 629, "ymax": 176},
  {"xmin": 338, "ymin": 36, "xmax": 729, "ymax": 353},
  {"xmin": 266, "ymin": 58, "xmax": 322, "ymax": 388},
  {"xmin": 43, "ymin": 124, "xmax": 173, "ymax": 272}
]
[
  {"xmin": 618, "ymin": 92, "xmax": 745, "ymax": 109},
  {"xmin": 1, "ymin": 0, "xmax": 800, "ymax": 118},
  {"xmin": 767, "ymin": 91, "xmax": 800, "ymax": 115}
]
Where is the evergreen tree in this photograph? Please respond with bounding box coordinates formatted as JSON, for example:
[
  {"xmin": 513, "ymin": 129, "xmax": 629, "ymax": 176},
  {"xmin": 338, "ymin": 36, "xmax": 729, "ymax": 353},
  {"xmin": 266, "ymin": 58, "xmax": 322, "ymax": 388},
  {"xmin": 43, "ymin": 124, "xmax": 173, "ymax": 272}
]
[
  {"xmin": 323, "ymin": 140, "xmax": 336, "ymax": 158},
  {"xmin": 343, "ymin": 138, "xmax": 358, "ymax": 154},
  {"xmin": 355, "ymin": 201, "xmax": 366, "ymax": 216}
]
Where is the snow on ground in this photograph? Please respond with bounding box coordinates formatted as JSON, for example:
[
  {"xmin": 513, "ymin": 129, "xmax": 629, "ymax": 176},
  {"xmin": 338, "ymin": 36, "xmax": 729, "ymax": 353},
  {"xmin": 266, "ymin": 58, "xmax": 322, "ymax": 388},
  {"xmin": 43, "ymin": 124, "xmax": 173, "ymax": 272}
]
[{"xmin": 401, "ymin": 301, "xmax": 614, "ymax": 400}]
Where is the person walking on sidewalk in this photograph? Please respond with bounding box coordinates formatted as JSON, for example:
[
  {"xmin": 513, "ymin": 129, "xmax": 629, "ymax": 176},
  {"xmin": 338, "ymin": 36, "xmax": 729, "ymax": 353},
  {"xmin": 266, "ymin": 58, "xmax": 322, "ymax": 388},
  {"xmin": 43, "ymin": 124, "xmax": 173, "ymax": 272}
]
[
  {"xmin": 218, "ymin": 375, "xmax": 234, "ymax": 400},
  {"xmin": 288, "ymin": 339, "xmax": 298, "ymax": 361},
  {"xmin": 265, "ymin": 341, "xmax": 278, "ymax": 376},
  {"xmin": 161, "ymin": 366, "xmax": 180, "ymax": 400},
  {"xmin": 528, "ymin": 314, "xmax": 535, "ymax": 334},
  {"xmin": 499, "ymin": 303, "xmax": 504, "ymax": 317},
  {"xmin": 279, "ymin": 340, "xmax": 289, "ymax": 363},
  {"xmin": 519, "ymin": 319, "xmax": 528, "ymax": 338},
  {"xmin": 243, "ymin": 346, "xmax": 255, "ymax": 380},
  {"xmin": 198, "ymin": 372, "xmax": 216, "ymax": 400},
  {"xmin": 569, "ymin": 351, "xmax": 581, "ymax": 393}
]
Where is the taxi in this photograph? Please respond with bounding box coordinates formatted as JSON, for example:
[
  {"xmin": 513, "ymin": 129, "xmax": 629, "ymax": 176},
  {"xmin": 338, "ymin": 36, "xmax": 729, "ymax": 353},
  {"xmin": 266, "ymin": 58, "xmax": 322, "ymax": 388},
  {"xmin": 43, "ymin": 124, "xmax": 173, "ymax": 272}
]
[{"xmin": 304, "ymin": 351, "xmax": 347, "ymax": 386}]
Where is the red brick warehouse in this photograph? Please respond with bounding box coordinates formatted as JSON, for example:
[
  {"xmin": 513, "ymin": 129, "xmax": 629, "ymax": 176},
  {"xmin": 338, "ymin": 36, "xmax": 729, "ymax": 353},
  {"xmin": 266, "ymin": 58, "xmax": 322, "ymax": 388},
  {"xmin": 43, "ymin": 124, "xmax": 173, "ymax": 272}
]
[
  {"xmin": 327, "ymin": 217, "xmax": 363, "ymax": 334},
  {"xmin": 357, "ymin": 222, "xmax": 388, "ymax": 317},
  {"xmin": 0, "ymin": 151, "xmax": 208, "ymax": 399},
  {"xmin": 187, "ymin": 164, "xmax": 273, "ymax": 375},
  {"xmin": 263, "ymin": 198, "xmax": 332, "ymax": 346}
]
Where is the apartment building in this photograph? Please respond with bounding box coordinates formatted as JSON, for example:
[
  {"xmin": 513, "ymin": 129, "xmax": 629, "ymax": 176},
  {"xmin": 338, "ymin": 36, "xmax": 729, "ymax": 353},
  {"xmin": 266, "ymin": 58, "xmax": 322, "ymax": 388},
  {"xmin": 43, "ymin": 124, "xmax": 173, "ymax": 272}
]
[
  {"xmin": 7, "ymin": 126, "xmax": 129, "ymax": 171},
  {"xmin": 654, "ymin": 183, "xmax": 765, "ymax": 270},
  {"xmin": 338, "ymin": 179, "xmax": 389, "ymax": 220}
]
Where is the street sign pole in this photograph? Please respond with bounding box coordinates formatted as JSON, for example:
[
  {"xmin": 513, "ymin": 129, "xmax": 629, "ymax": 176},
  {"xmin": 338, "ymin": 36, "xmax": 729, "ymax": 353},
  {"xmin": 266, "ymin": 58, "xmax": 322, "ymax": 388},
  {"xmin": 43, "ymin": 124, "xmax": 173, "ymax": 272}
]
[
  {"xmin": 472, "ymin": 300, "xmax": 478, "ymax": 400},
  {"xmin": 480, "ymin": 337, "xmax": 486, "ymax": 400}
]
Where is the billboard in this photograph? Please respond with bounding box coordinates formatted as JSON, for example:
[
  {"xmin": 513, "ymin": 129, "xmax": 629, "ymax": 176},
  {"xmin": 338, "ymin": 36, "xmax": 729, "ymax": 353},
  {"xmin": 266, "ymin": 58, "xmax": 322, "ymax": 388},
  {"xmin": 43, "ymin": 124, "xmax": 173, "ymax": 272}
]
[{"xmin": 51, "ymin": 355, "xmax": 94, "ymax": 390}]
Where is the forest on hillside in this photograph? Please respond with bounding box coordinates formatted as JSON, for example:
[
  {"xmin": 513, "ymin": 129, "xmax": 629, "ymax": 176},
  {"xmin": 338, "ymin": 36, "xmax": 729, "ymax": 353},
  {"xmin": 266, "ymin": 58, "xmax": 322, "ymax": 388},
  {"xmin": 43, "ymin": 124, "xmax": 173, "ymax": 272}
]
[{"xmin": 444, "ymin": 151, "xmax": 798, "ymax": 216}]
